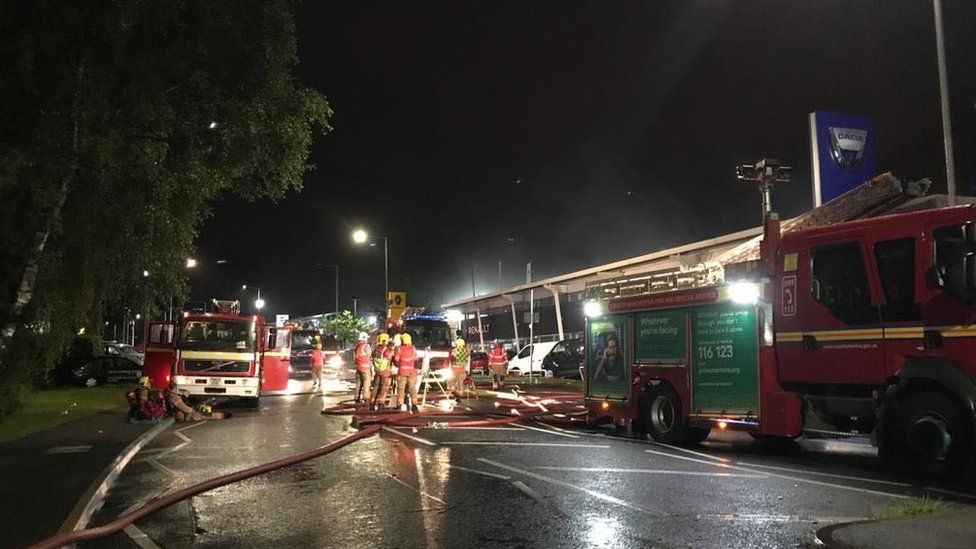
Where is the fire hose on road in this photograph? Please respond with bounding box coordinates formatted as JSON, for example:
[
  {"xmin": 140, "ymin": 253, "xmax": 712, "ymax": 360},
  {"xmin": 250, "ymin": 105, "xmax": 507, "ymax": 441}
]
[{"xmin": 29, "ymin": 388, "xmax": 584, "ymax": 549}]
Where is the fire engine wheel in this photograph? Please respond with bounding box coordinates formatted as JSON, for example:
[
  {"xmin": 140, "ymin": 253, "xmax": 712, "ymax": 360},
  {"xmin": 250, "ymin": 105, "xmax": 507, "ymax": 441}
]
[
  {"xmin": 244, "ymin": 397, "xmax": 260, "ymax": 409},
  {"xmin": 886, "ymin": 390, "xmax": 972, "ymax": 478},
  {"xmin": 642, "ymin": 386, "xmax": 688, "ymax": 445}
]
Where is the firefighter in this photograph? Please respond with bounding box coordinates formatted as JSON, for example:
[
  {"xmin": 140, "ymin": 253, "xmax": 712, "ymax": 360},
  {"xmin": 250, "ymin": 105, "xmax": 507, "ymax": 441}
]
[
  {"xmin": 126, "ymin": 376, "xmax": 166, "ymax": 421},
  {"xmin": 488, "ymin": 340, "xmax": 509, "ymax": 390},
  {"xmin": 353, "ymin": 332, "xmax": 372, "ymax": 402},
  {"xmin": 166, "ymin": 381, "xmax": 204, "ymax": 422},
  {"xmin": 394, "ymin": 332, "xmax": 420, "ymax": 412},
  {"xmin": 310, "ymin": 342, "xmax": 325, "ymax": 392},
  {"xmin": 370, "ymin": 333, "xmax": 393, "ymax": 410},
  {"xmin": 449, "ymin": 338, "xmax": 470, "ymax": 399}
]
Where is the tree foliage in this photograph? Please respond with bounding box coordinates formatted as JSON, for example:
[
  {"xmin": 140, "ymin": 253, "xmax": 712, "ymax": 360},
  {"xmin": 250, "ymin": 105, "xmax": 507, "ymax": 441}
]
[
  {"xmin": 0, "ymin": 0, "xmax": 331, "ymax": 412},
  {"xmin": 323, "ymin": 312, "xmax": 369, "ymax": 348}
]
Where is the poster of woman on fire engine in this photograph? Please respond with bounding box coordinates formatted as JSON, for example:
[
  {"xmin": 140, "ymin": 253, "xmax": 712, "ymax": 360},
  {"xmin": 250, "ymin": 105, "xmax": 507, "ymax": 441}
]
[{"xmin": 586, "ymin": 315, "xmax": 631, "ymax": 400}]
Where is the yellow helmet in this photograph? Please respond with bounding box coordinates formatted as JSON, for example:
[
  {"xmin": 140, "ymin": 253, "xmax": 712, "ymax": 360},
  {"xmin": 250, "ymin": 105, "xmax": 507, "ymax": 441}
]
[
  {"xmin": 455, "ymin": 338, "xmax": 466, "ymax": 348},
  {"xmin": 401, "ymin": 333, "xmax": 413, "ymax": 345},
  {"xmin": 138, "ymin": 376, "xmax": 151, "ymax": 389},
  {"xmin": 377, "ymin": 333, "xmax": 390, "ymax": 345}
]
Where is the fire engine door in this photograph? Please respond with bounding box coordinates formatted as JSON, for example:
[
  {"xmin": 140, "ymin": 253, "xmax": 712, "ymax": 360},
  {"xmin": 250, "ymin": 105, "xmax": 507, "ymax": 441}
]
[
  {"xmin": 776, "ymin": 239, "xmax": 885, "ymax": 385},
  {"xmin": 260, "ymin": 326, "xmax": 292, "ymax": 393},
  {"xmin": 143, "ymin": 322, "xmax": 176, "ymax": 389}
]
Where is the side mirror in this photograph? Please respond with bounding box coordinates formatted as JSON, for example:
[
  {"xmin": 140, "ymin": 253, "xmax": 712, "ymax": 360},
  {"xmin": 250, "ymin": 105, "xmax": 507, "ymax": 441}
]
[
  {"xmin": 811, "ymin": 279, "xmax": 822, "ymax": 301},
  {"xmin": 928, "ymin": 266, "xmax": 946, "ymax": 288},
  {"xmin": 965, "ymin": 254, "xmax": 976, "ymax": 292},
  {"xmin": 267, "ymin": 327, "xmax": 278, "ymax": 350}
]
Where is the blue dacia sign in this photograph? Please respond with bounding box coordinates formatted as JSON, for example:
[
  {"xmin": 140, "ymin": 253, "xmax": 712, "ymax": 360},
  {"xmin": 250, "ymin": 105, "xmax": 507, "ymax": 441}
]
[{"xmin": 809, "ymin": 111, "xmax": 876, "ymax": 206}]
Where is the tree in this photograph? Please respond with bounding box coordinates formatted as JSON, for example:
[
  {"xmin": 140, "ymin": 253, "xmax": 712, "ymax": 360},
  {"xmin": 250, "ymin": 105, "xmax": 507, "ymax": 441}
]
[
  {"xmin": 323, "ymin": 311, "xmax": 369, "ymax": 348},
  {"xmin": 0, "ymin": 0, "xmax": 331, "ymax": 413}
]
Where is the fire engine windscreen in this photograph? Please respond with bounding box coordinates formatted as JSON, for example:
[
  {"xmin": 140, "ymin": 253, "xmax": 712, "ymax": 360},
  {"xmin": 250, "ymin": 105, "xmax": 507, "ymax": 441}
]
[
  {"xmin": 403, "ymin": 322, "xmax": 452, "ymax": 348},
  {"xmin": 181, "ymin": 320, "xmax": 256, "ymax": 352},
  {"xmin": 934, "ymin": 223, "xmax": 976, "ymax": 301}
]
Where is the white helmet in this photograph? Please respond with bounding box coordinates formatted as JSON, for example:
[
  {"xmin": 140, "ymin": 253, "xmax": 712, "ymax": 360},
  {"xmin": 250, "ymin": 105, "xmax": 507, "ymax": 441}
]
[{"xmin": 358, "ymin": 332, "xmax": 369, "ymax": 341}]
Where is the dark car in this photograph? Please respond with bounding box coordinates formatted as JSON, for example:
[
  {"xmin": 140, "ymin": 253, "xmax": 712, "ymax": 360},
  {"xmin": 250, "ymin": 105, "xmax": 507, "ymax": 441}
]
[
  {"xmin": 471, "ymin": 351, "xmax": 489, "ymax": 375},
  {"xmin": 72, "ymin": 356, "xmax": 142, "ymax": 386},
  {"xmin": 541, "ymin": 338, "xmax": 585, "ymax": 379}
]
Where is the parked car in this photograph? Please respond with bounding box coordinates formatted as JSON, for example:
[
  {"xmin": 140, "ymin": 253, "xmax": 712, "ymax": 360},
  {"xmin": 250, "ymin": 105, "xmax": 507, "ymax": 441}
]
[
  {"xmin": 506, "ymin": 341, "xmax": 560, "ymax": 376},
  {"xmin": 471, "ymin": 351, "xmax": 489, "ymax": 375},
  {"xmin": 103, "ymin": 341, "xmax": 144, "ymax": 366},
  {"xmin": 540, "ymin": 338, "xmax": 585, "ymax": 379},
  {"xmin": 72, "ymin": 356, "xmax": 142, "ymax": 386}
]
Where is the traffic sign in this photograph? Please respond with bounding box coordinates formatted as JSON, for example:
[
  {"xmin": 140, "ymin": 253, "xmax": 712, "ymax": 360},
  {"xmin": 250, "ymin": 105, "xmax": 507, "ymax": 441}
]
[{"xmin": 388, "ymin": 291, "xmax": 406, "ymax": 320}]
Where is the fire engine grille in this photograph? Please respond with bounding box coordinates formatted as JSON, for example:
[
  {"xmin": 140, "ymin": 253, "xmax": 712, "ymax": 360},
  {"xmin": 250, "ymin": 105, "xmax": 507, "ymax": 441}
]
[{"xmin": 183, "ymin": 360, "xmax": 251, "ymax": 373}]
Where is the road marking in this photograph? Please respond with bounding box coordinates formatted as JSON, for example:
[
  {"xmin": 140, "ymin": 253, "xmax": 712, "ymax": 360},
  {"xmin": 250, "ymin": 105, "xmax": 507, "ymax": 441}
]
[
  {"xmin": 123, "ymin": 524, "xmax": 162, "ymax": 549},
  {"xmin": 532, "ymin": 421, "xmax": 577, "ymax": 435},
  {"xmin": 445, "ymin": 426, "xmax": 526, "ymax": 431},
  {"xmin": 478, "ymin": 458, "xmax": 666, "ymax": 516},
  {"xmin": 737, "ymin": 461, "xmax": 913, "ymax": 487},
  {"xmin": 444, "ymin": 442, "xmax": 609, "ymax": 448},
  {"xmin": 387, "ymin": 473, "xmax": 446, "ymax": 505},
  {"xmin": 533, "ymin": 466, "xmax": 766, "ymax": 478},
  {"xmin": 519, "ymin": 422, "xmax": 580, "ymax": 439},
  {"xmin": 695, "ymin": 513, "xmax": 869, "ymax": 524},
  {"xmin": 45, "ymin": 445, "xmax": 92, "ymax": 454},
  {"xmin": 644, "ymin": 449, "xmax": 909, "ymax": 499},
  {"xmin": 511, "ymin": 480, "xmax": 568, "ymax": 517},
  {"xmin": 920, "ymin": 486, "xmax": 976, "ymax": 501},
  {"xmin": 653, "ymin": 442, "xmax": 730, "ymax": 462},
  {"xmin": 145, "ymin": 458, "xmax": 177, "ymax": 478},
  {"xmin": 381, "ymin": 426, "xmax": 437, "ymax": 446},
  {"xmin": 449, "ymin": 464, "xmax": 511, "ymax": 480}
]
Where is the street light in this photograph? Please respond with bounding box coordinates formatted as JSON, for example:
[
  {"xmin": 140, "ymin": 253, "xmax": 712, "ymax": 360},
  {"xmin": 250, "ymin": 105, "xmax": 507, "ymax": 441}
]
[
  {"xmin": 351, "ymin": 228, "xmax": 389, "ymax": 318},
  {"xmin": 242, "ymin": 284, "xmax": 262, "ymax": 312},
  {"xmin": 185, "ymin": 258, "xmax": 198, "ymax": 269},
  {"xmin": 142, "ymin": 269, "xmax": 150, "ymax": 278},
  {"xmin": 254, "ymin": 298, "xmax": 266, "ymax": 310}
]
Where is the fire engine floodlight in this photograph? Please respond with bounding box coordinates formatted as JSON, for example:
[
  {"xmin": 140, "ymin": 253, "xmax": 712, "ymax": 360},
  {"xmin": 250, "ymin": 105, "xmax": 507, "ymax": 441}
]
[
  {"xmin": 583, "ymin": 300, "xmax": 604, "ymax": 318},
  {"xmin": 352, "ymin": 229, "xmax": 368, "ymax": 244},
  {"xmin": 445, "ymin": 309, "xmax": 464, "ymax": 323},
  {"xmin": 728, "ymin": 281, "xmax": 760, "ymax": 305},
  {"xmin": 254, "ymin": 298, "xmax": 266, "ymax": 310}
]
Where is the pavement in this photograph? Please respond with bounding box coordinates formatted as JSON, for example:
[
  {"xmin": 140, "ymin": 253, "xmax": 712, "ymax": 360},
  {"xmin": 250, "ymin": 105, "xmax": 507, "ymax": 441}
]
[
  {"xmin": 0, "ymin": 407, "xmax": 165, "ymax": 548},
  {"xmin": 816, "ymin": 505, "xmax": 976, "ymax": 549},
  {"xmin": 9, "ymin": 378, "xmax": 976, "ymax": 548}
]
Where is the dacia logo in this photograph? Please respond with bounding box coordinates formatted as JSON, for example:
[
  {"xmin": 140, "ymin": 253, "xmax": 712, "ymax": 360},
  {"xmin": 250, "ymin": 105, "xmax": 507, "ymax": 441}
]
[{"xmin": 828, "ymin": 126, "xmax": 868, "ymax": 169}]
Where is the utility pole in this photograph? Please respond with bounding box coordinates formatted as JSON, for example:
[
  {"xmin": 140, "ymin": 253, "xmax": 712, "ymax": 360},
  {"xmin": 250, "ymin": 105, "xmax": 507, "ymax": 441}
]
[
  {"xmin": 498, "ymin": 261, "xmax": 503, "ymax": 292},
  {"xmin": 470, "ymin": 261, "xmax": 476, "ymax": 297},
  {"xmin": 527, "ymin": 262, "xmax": 535, "ymax": 383},
  {"xmin": 934, "ymin": 0, "xmax": 956, "ymax": 203}
]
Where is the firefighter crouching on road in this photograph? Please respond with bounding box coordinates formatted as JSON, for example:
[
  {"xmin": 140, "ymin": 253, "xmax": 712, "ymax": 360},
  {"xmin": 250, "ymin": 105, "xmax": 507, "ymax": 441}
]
[
  {"xmin": 370, "ymin": 333, "xmax": 393, "ymax": 410},
  {"xmin": 394, "ymin": 332, "xmax": 420, "ymax": 413},
  {"xmin": 353, "ymin": 332, "xmax": 372, "ymax": 402},
  {"xmin": 310, "ymin": 342, "xmax": 325, "ymax": 392},
  {"xmin": 449, "ymin": 338, "xmax": 471, "ymax": 400},
  {"xmin": 126, "ymin": 376, "xmax": 166, "ymax": 422},
  {"xmin": 165, "ymin": 381, "xmax": 230, "ymax": 421},
  {"xmin": 488, "ymin": 341, "xmax": 509, "ymax": 390}
]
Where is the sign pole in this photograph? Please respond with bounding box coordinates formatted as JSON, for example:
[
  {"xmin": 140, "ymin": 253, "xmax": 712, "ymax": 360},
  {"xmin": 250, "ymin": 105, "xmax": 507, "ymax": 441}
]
[{"xmin": 934, "ymin": 0, "xmax": 957, "ymax": 203}]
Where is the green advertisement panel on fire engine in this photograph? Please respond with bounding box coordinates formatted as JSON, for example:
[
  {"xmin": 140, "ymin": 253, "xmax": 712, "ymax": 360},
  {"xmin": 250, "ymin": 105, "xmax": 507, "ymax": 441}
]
[{"xmin": 690, "ymin": 304, "xmax": 760, "ymax": 417}]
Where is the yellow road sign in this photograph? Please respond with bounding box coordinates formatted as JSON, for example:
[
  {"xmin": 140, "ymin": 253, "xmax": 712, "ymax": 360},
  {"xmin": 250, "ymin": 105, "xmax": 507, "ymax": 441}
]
[{"xmin": 388, "ymin": 291, "xmax": 406, "ymax": 320}]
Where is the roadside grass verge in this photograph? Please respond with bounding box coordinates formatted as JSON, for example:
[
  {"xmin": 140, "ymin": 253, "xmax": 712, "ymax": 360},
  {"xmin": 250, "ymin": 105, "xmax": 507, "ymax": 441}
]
[
  {"xmin": 0, "ymin": 386, "xmax": 127, "ymax": 443},
  {"xmin": 878, "ymin": 496, "xmax": 945, "ymax": 520}
]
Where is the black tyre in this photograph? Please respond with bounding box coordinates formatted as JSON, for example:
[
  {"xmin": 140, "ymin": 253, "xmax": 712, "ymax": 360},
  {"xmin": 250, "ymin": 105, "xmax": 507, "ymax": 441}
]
[
  {"xmin": 641, "ymin": 385, "xmax": 687, "ymax": 445},
  {"xmin": 685, "ymin": 427, "xmax": 712, "ymax": 445},
  {"xmin": 884, "ymin": 390, "xmax": 972, "ymax": 478},
  {"xmin": 244, "ymin": 397, "xmax": 260, "ymax": 409}
]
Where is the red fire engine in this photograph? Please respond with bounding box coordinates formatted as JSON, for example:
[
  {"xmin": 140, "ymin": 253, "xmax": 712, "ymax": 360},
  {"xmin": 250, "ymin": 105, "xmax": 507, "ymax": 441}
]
[
  {"xmin": 587, "ymin": 204, "xmax": 976, "ymax": 476},
  {"xmin": 142, "ymin": 300, "xmax": 292, "ymax": 407}
]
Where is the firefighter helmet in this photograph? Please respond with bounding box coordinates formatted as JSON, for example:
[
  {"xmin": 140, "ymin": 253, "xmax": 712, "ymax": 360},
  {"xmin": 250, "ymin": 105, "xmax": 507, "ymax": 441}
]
[
  {"xmin": 358, "ymin": 332, "xmax": 369, "ymax": 341},
  {"xmin": 138, "ymin": 376, "xmax": 151, "ymax": 389},
  {"xmin": 455, "ymin": 338, "xmax": 466, "ymax": 348},
  {"xmin": 377, "ymin": 333, "xmax": 390, "ymax": 345},
  {"xmin": 401, "ymin": 333, "xmax": 413, "ymax": 345}
]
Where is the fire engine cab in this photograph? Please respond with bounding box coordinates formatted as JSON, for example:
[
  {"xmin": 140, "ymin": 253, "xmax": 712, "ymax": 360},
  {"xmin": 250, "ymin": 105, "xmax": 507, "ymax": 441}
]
[
  {"xmin": 142, "ymin": 300, "xmax": 291, "ymax": 407},
  {"xmin": 588, "ymin": 186, "xmax": 976, "ymax": 477}
]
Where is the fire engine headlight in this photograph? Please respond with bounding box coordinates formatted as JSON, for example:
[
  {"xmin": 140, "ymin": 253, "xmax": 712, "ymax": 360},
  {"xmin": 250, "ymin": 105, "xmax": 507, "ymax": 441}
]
[
  {"xmin": 729, "ymin": 281, "xmax": 760, "ymax": 305},
  {"xmin": 329, "ymin": 355, "xmax": 344, "ymax": 367}
]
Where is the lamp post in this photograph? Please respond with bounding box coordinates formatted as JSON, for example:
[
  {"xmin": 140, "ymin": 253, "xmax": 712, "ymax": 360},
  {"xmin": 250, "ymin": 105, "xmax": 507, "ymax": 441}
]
[
  {"xmin": 352, "ymin": 229, "xmax": 389, "ymax": 317},
  {"xmin": 242, "ymin": 284, "xmax": 263, "ymax": 311}
]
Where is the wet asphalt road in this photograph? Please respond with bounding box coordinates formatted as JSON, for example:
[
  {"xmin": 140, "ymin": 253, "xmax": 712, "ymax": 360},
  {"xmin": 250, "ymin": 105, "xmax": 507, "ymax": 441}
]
[{"xmin": 77, "ymin": 381, "xmax": 976, "ymax": 549}]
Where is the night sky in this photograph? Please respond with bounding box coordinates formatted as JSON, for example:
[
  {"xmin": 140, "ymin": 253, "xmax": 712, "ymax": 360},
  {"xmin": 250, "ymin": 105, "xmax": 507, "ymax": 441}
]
[{"xmin": 190, "ymin": 1, "xmax": 976, "ymax": 318}]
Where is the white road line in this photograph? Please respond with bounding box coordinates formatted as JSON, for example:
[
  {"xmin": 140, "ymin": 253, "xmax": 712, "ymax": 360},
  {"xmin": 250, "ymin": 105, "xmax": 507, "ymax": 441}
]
[
  {"xmin": 644, "ymin": 449, "xmax": 909, "ymax": 500},
  {"xmin": 445, "ymin": 426, "xmax": 526, "ymax": 431},
  {"xmin": 123, "ymin": 524, "xmax": 162, "ymax": 549},
  {"xmin": 146, "ymin": 458, "xmax": 178, "ymax": 478},
  {"xmin": 532, "ymin": 421, "xmax": 577, "ymax": 435},
  {"xmin": 695, "ymin": 513, "xmax": 870, "ymax": 524},
  {"xmin": 449, "ymin": 465, "xmax": 511, "ymax": 480},
  {"xmin": 519, "ymin": 422, "xmax": 580, "ymax": 439},
  {"xmin": 737, "ymin": 461, "xmax": 913, "ymax": 488},
  {"xmin": 533, "ymin": 466, "xmax": 766, "ymax": 478},
  {"xmin": 478, "ymin": 458, "xmax": 666, "ymax": 516},
  {"xmin": 920, "ymin": 486, "xmax": 976, "ymax": 501},
  {"xmin": 386, "ymin": 473, "xmax": 446, "ymax": 505},
  {"xmin": 510, "ymin": 480, "xmax": 568, "ymax": 517},
  {"xmin": 444, "ymin": 442, "xmax": 609, "ymax": 448},
  {"xmin": 653, "ymin": 442, "xmax": 730, "ymax": 462},
  {"xmin": 381, "ymin": 426, "xmax": 437, "ymax": 446}
]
